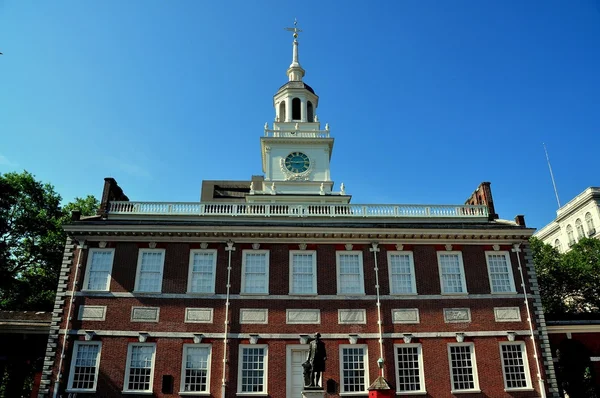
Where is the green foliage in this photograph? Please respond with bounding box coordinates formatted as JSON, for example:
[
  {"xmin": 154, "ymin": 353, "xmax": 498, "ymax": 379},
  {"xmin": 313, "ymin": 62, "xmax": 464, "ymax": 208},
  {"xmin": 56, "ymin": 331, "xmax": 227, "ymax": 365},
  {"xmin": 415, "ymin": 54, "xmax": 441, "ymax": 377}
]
[
  {"xmin": 530, "ymin": 236, "xmax": 600, "ymax": 315},
  {"xmin": 0, "ymin": 171, "xmax": 99, "ymax": 311}
]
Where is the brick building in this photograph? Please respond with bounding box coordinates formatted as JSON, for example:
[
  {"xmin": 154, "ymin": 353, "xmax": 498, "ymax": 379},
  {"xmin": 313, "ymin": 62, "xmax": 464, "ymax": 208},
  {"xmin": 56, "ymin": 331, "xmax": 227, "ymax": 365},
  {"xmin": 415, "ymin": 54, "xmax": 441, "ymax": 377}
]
[{"xmin": 41, "ymin": 26, "xmax": 559, "ymax": 398}]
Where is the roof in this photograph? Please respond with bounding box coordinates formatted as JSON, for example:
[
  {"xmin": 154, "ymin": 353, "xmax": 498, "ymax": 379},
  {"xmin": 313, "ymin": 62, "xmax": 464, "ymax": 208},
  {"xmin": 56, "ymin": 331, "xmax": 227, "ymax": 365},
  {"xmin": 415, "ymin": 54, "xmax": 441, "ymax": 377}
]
[{"xmin": 276, "ymin": 81, "xmax": 316, "ymax": 95}]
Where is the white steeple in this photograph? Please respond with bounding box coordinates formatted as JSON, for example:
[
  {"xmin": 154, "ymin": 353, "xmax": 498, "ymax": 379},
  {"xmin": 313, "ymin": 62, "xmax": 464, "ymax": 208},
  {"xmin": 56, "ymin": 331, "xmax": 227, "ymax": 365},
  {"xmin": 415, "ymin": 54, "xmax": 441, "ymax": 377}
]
[{"xmin": 286, "ymin": 20, "xmax": 305, "ymax": 82}]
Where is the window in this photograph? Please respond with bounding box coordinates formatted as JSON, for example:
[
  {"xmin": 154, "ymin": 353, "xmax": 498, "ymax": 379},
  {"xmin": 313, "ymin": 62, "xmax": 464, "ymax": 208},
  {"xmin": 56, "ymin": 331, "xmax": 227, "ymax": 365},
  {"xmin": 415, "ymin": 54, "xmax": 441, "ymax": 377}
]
[
  {"xmin": 237, "ymin": 345, "xmax": 267, "ymax": 394},
  {"xmin": 307, "ymin": 101, "xmax": 314, "ymax": 122},
  {"xmin": 448, "ymin": 344, "xmax": 479, "ymax": 393},
  {"xmin": 566, "ymin": 224, "xmax": 575, "ymax": 246},
  {"xmin": 278, "ymin": 101, "xmax": 286, "ymax": 122},
  {"xmin": 241, "ymin": 250, "xmax": 269, "ymax": 294},
  {"xmin": 336, "ymin": 251, "xmax": 365, "ymax": 295},
  {"xmin": 585, "ymin": 212, "xmax": 595, "ymax": 235},
  {"xmin": 292, "ymin": 97, "xmax": 301, "ymax": 120},
  {"xmin": 500, "ymin": 342, "xmax": 532, "ymax": 390},
  {"xmin": 554, "ymin": 239, "xmax": 562, "ymax": 252},
  {"xmin": 135, "ymin": 249, "xmax": 165, "ymax": 293},
  {"xmin": 576, "ymin": 219, "xmax": 585, "ymax": 240},
  {"xmin": 181, "ymin": 344, "xmax": 211, "ymax": 393},
  {"xmin": 124, "ymin": 343, "xmax": 156, "ymax": 393},
  {"xmin": 187, "ymin": 250, "xmax": 217, "ymax": 293},
  {"xmin": 394, "ymin": 344, "xmax": 425, "ymax": 393},
  {"xmin": 67, "ymin": 341, "xmax": 101, "ymax": 392},
  {"xmin": 340, "ymin": 345, "xmax": 368, "ymax": 393},
  {"xmin": 437, "ymin": 252, "xmax": 467, "ymax": 294},
  {"xmin": 387, "ymin": 251, "xmax": 416, "ymax": 294},
  {"xmin": 82, "ymin": 249, "xmax": 114, "ymax": 291},
  {"xmin": 486, "ymin": 252, "xmax": 516, "ymax": 293},
  {"xmin": 289, "ymin": 250, "xmax": 317, "ymax": 294}
]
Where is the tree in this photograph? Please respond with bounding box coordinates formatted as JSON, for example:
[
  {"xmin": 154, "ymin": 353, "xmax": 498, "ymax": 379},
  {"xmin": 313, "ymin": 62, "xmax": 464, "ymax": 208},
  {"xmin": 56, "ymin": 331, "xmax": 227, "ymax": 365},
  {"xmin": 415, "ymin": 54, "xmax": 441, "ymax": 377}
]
[
  {"xmin": 530, "ymin": 236, "xmax": 600, "ymax": 315},
  {"xmin": 0, "ymin": 171, "xmax": 99, "ymax": 311}
]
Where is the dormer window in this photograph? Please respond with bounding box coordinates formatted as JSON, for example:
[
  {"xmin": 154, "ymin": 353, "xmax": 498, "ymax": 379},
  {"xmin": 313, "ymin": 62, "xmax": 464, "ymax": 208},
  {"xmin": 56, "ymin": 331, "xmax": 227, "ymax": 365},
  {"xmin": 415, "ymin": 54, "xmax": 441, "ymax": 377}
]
[{"xmin": 292, "ymin": 98, "xmax": 301, "ymax": 120}]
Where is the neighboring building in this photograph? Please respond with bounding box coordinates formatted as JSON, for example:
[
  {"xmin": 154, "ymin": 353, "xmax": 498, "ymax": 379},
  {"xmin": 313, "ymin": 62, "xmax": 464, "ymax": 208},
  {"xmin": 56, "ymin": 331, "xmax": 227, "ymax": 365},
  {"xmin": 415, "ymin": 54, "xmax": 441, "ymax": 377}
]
[
  {"xmin": 41, "ymin": 28, "xmax": 559, "ymax": 398},
  {"xmin": 534, "ymin": 187, "xmax": 600, "ymax": 252}
]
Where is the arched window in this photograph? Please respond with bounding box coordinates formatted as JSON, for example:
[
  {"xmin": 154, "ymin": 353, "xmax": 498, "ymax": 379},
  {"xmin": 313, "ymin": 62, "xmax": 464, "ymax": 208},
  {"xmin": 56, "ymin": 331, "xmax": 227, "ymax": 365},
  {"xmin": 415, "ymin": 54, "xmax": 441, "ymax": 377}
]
[
  {"xmin": 307, "ymin": 101, "xmax": 314, "ymax": 122},
  {"xmin": 279, "ymin": 102, "xmax": 286, "ymax": 122},
  {"xmin": 585, "ymin": 212, "xmax": 595, "ymax": 235},
  {"xmin": 575, "ymin": 219, "xmax": 585, "ymax": 240},
  {"xmin": 555, "ymin": 239, "xmax": 562, "ymax": 252},
  {"xmin": 292, "ymin": 98, "xmax": 301, "ymax": 121},
  {"xmin": 566, "ymin": 224, "xmax": 575, "ymax": 246}
]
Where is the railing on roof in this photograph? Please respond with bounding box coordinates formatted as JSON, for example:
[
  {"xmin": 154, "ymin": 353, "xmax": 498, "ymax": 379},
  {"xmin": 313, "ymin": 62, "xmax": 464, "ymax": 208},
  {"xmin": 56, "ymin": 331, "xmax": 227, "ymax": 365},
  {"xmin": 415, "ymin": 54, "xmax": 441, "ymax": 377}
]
[
  {"xmin": 107, "ymin": 201, "xmax": 489, "ymax": 219},
  {"xmin": 264, "ymin": 129, "xmax": 330, "ymax": 138}
]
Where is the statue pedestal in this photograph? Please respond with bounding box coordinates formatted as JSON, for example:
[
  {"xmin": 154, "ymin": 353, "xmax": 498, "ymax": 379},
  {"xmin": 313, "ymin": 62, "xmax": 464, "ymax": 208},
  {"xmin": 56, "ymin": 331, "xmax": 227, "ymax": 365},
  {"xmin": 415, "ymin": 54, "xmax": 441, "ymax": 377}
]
[{"xmin": 302, "ymin": 388, "xmax": 325, "ymax": 398}]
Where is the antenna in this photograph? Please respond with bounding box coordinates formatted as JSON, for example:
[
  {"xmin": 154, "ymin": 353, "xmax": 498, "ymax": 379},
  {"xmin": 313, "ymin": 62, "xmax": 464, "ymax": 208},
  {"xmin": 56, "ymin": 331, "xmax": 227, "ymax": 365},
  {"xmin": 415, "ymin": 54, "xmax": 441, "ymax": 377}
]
[{"xmin": 543, "ymin": 143, "xmax": 561, "ymax": 208}]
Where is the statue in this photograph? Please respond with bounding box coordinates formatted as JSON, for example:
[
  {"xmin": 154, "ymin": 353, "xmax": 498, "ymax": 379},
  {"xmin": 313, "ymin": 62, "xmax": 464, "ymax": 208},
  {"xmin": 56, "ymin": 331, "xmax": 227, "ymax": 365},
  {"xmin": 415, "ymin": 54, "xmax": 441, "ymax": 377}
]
[
  {"xmin": 340, "ymin": 183, "xmax": 346, "ymax": 195},
  {"xmin": 264, "ymin": 122, "xmax": 268, "ymax": 131},
  {"xmin": 249, "ymin": 181, "xmax": 254, "ymax": 192},
  {"xmin": 314, "ymin": 114, "xmax": 319, "ymax": 122},
  {"xmin": 325, "ymin": 123, "xmax": 329, "ymax": 131},
  {"xmin": 320, "ymin": 183, "xmax": 325, "ymax": 195},
  {"xmin": 305, "ymin": 332, "xmax": 327, "ymax": 388}
]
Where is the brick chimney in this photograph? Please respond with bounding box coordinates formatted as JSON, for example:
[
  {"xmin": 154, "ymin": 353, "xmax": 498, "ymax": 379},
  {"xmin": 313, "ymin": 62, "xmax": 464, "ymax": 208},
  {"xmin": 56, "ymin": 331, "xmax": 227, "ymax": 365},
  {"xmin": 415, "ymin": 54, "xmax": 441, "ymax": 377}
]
[
  {"xmin": 97, "ymin": 178, "xmax": 129, "ymax": 218},
  {"xmin": 465, "ymin": 182, "xmax": 499, "ymax": 220}
]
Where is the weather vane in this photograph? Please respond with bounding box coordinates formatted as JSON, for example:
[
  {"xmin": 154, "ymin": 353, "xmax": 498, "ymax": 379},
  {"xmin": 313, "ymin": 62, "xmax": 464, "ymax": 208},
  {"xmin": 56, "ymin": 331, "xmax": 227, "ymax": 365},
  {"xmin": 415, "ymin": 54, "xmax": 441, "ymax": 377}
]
[{"xmin": 284, "ymin": 18, "xmax": 302, "ymax": 39}]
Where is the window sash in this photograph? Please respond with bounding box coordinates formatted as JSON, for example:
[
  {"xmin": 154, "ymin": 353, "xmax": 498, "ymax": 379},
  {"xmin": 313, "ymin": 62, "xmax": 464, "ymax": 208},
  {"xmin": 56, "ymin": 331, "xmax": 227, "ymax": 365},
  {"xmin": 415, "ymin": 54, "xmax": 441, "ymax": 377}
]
[
  {"xmin": 337, "ymin": 252, "xmax": 364, "ymax": 294},
  {"xmin": 181, "ymin": 345, "xmax": 210, "ymax": 392},
  {"xmin": 340, "ymin": 346, "xmax": 368, "ymax": 393},
  {"xmin": 486, "ymin": 253, "xmax": 515, "ymax": 293},
  {"xmin": 501, "ymin": 343, "xmax": 530, "ymax": 389},
  {"xmin": 242, "ymin": 251, "xmax": 269, "ymax": 294},
  {"xmin": 68, "ymin": 342, "xmax": 101, "ymax": 391},
  {"xmin": 395, "ymin": 345, "xmax": 424, "ymax": 392},
  {"xmin": 84, "ymin": 249, "xmax": 113, "ymax": 291},
  {"xmin": 290, "ymin": 251, "xmax": 316, "ymax": 294},
  {"xmin": 136, "ymin": 250, "xmax": 164, "ymax": 292},
  {"xmin": 448, "ymin": 344, "xmax": 478, "ymax": 392},
  {"xmin": 238, "ymin": 346, "xmax": 267, "ymax": 393},
  {"xmin": 188, "ymin": 250, "xmax": 216, "ymax": 293},
  {"xmin": 125, "ymin": 344, "xmax": 155, "ymax": 392},
  {"xmin": 438, "ymin": 253, "xmax": 466, "ymax": 294},
  {"xmin": 388, "ymin": 252, "xmax": 416, "ymax": 294}
]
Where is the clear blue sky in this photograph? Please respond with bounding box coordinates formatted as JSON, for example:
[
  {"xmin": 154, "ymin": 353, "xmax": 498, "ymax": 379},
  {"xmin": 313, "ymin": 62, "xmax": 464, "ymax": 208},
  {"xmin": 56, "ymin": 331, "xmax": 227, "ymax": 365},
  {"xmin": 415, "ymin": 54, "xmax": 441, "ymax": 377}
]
[{"xmin": 1, "ymin": 1, "xmax": 599, "ymax": 230}]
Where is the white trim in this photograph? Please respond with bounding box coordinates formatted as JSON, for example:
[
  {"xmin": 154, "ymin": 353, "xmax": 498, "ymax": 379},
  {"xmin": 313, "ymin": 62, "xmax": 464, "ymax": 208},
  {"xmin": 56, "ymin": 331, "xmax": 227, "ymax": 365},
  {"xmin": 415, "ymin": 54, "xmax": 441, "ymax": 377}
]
[
  {"xmin": 289, "ymin": 250, "xmax": 317, "ymax": 295},
  {"xmin": 499, "ymin": 341, "xmax": 533, "ymax": 391},
  {"xmin": 546, "ymin": 324, "xmax": 600, "ymax": 334},
  {"xmin": 286, "ymin": 309, "xmax": 321, "ymax": 324},
  {"xmin": 387, "ymin": 251, "xmax": 417, "ymax": 295},
  {"xmin": 134, "ymin": 249, "xmax": 165, "ymax": 293},
  {"xmin": 66, "ymin": 341, "xmax": 102, "ymax": 393},
  {"xmin": 123, "ymin": 342, "xmax": 156, "ymax": 393},
  {"xmin": 286, "ymin": 344, "xmax": 310, "ymax": 398},
  {"xmin": 184, "ymin": 307, "xmax": 214, "ymax": 324},
  {"xmin": 336, "ymin": 251, "xmax": 365, "ymax": 295},
  {"xmin": 437, "ymin": 251, "xmax": 468, "ymax": 295},
  {"xmin": 338, "ymin": 309, "xmax": 367, "ymax": 324},
  {"xmin": 494, "ymin": 307, "xmax": 522, "ymax": 322},
  {"xmin": 77, "ymin": 305, "xmax": 107, "ymax": 321},
  {"xmin": 179, "ymin": 343, "xmax": 212, "ymax": 394},
  {"xmin": 391, "ymin": 308, "xmax": 420, "ymax": 324},
  {"xmin": 443, "ymin": 308, "xmax": 471, "ymax": 323},
  {"xmin": 187, "ymin": 249, "xmax": 217, "ymax": 294},
  {"xmin": 485, "ymin": 251, "xmax": 517, "ymax": 293},
  {"xmin": 393, "ymin": 343, "xmax": 426, "ymax": 394},
  {"xmin": 241, "ymin": 250, "xmax": 270, "ymax": 295},
  {"xmin": 239, "ymin": 308, "xmax": 269, "ymax": 324},
  {"xmin": 447, "ymin": 343, "xmax": 480, "ymax": 393},
  {"xmin": 130, "ymin": 307, "xmax": 160, "ymax": 323},
  {"xmin": 339, "ymin": 344, "xmax": 369, "ymax": 394},
  {"xmin": 81, "ymin": 248, "xmax": 114, "ymax": 292},
  {"xmin": 237, "ymin": 344, "xmax": 268, "ymax": 395}
]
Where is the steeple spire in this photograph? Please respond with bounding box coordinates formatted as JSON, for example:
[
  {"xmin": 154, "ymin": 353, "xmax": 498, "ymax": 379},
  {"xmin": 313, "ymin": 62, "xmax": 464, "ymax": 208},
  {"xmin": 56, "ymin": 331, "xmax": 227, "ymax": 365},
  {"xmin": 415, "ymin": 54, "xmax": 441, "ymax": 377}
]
[{"xmin": 284, "ymin": 19, "xmax": 305, "ymax": 82}]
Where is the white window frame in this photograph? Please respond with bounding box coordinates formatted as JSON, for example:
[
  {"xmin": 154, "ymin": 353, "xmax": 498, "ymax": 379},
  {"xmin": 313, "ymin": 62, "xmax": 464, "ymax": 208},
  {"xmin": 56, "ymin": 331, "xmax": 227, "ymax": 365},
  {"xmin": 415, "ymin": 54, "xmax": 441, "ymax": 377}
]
[
  {"xmin": 123, "ymin": 343, "xmax": 156, "ymax": 393},
  {"xmin": 241, "ymin": 250, "xmax": 270, "ymax": 295},
  {"xmin": 575, "ymin": 219, "xmax": 585, "ymax": 240},
  {"xmin": 585, "ymin": 212, "xmax": 595, "ymax": 234},
  {"xmin": 387, "ymin": 251, "xmax": 417, "ymax": 295},
  {"xmin": 437, "ymin": 251, "xmax": 468, "ymax": 295},
  {"xmin": 289, "ymin": 250, "xmax": 317, "ymax": 295},
  {"xmin": 237, "ymin": 344, "xmax": 268, "ymax": 395},
  {"xmin": 66, "ymin": 341, "xmax": 102, "ymax": 393},
  {"xmin": 134, "ymin": 249, "xmax": 165, "ymax": 293},
  {"xmin": 187, "ymin": 249, "xmax": 217, "ymax": 294},
  {"xmin": 499, "ymin": 342, "xmax": 533, "ymax": 391},
  {"xmin": 179, "ymin": 343, "xmax": 212, "ymax": 395},
  {"xmin": 394, "ymin": 343, "xmax": 426, "ymax": 394},
  {"xmin": 485, "ymin": 251, "xmax": 517, "ymax": 293},
  {"xmin": 336, "ymin": 251, "xmax": 365, "ymax": 295},
  {"xmin": 339, "ymin": 344, "xmax": 369, "ymax": 394},
  {"xmin": 82, "ymin": 248, "xmax": 114, "ymax": 292},
  {"xmin": 447, "ymin": 343, "xmax": 480, "ymax": 393}
]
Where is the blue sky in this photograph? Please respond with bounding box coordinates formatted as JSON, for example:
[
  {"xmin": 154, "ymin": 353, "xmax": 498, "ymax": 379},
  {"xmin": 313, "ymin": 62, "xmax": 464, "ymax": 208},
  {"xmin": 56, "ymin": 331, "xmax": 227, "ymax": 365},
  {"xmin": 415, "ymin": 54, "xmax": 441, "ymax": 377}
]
[{"xmin": 1, "ymin": 1, "xmax": 599, "ymax": 229}]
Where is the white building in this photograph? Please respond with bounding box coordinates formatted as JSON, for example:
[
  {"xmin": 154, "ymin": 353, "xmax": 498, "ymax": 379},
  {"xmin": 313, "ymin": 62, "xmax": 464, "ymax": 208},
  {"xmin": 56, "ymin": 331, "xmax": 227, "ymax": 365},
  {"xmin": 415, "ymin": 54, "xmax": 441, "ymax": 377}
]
[{"xmin": 534, "ymin": 187, "xmax": 600, "ymax": 252}]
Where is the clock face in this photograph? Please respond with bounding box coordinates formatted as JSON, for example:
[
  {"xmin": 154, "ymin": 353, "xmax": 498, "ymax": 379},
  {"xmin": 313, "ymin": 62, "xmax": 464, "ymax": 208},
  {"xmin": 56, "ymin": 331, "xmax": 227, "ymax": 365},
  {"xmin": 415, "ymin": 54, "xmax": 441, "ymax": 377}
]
[{"xmin": 284, "ymin": 152, "xmax": 310, "ymax": 173}]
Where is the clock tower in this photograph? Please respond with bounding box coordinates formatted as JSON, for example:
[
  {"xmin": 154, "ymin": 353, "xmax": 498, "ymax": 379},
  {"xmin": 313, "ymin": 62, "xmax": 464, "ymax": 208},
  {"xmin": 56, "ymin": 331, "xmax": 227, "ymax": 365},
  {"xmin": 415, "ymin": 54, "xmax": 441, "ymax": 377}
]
[{"xmin": 251, "ymin": 21, "xmax": 349, "ymax": 204}]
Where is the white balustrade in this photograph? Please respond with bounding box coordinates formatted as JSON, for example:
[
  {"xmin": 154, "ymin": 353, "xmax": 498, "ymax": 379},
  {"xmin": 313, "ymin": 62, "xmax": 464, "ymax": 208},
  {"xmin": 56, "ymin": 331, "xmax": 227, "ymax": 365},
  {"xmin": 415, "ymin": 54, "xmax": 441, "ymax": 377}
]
[
  {"xmin": 264, "ymin": 129, "xmax": 330, "ymax": 138},
  {"xmin": 107, "ymin": 201, "xmax": 488, "ymax": 219}
]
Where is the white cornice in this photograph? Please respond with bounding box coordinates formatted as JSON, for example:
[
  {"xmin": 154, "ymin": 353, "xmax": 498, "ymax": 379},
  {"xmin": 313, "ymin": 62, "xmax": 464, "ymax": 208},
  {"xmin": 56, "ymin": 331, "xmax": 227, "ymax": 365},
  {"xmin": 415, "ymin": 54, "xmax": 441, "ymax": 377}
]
[{"xmin": 546, "ymin": 324, "xmax": 600, "ymax": 334}]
